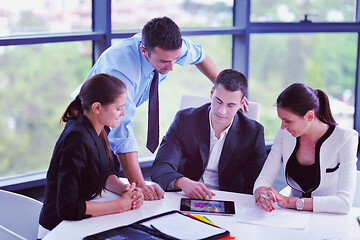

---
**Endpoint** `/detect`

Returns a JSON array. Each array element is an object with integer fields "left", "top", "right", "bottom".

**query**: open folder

[{"left": 84, "top": 210, "right": 230, "bottom": 240}]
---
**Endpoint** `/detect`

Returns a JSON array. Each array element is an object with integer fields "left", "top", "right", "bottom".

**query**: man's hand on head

[{"left": 240, "top": 96, "right": 249, "bottom": 113}]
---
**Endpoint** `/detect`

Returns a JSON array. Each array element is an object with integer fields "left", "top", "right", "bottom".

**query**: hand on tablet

[
  {"left": 180, "top": 198, "right": 236, "bottom": 215},
  {"left": 175, "top": 177, "right": 216, "bottom": 199}
]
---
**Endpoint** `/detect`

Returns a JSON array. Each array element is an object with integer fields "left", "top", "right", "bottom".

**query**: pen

[{"left": 260, "top": 193, "right": 280, "bottom": 208}]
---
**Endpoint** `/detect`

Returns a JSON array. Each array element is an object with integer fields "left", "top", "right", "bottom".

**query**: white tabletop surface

[{"left": 43, "top": 187, "right": 360, "bottom": 240}]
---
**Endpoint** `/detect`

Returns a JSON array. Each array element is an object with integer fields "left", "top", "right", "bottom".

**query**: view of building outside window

[
  {"left": 250, "top": 0, "right": 356, "bottom": 22},
  {"left": 111, "top": 0, "right": 233, "bottom": 30},
  {"left": 0, "top": 0, "right": 92, "bottom": 37}
]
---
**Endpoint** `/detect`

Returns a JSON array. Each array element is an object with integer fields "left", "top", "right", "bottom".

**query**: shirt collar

[
  {"left": 209, "top": 111, "right": 233, "bottom": 140},
  {"left": 138, "top": 37, "right": 155, "bottom": 77}
]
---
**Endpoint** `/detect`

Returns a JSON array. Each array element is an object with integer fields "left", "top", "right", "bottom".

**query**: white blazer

[{"left": 254, "top": 125, "right": 358, "bottom": 214}]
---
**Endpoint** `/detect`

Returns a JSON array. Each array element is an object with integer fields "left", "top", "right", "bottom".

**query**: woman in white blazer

[{"left": 254, "top": 83, "right": 358, "bottom": 214}]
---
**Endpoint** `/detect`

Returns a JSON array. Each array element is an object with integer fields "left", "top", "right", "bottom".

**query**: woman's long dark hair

[
  {"left": 277, "top": 83, "right": 336, "bottom": 126},
  {"left": 61, "top": 73, "right": 126, "bottom": 123},
  {"left": 61, "top": 73, "right": 126, "bottom": 197}
]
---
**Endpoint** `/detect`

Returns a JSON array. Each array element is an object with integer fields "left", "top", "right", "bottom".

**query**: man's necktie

[{"left": 146, "top": 70, "right": 159, "bottom": 153}]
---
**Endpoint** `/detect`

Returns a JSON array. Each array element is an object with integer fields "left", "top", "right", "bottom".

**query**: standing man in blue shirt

[{"left": 73, "top": 17, "right": 220, "bottom": 201}]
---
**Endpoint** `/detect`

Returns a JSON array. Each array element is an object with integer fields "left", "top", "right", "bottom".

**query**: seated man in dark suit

[{"left": 151, "top": 69, "right": 267, "bottom": 199}]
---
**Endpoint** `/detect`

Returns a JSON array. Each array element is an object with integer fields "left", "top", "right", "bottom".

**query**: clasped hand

[{"left": 121, "top": 183, "right": 144, "bottom": 209}]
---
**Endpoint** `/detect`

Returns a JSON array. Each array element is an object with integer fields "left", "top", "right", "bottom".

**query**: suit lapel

[
  {"left": 196, "top": 106, "right": 211, "bottom": 170},
  {"left": 80, "top": 114, "right": 108, "bottom": 188},
  {"left": 218, "top": 111, "right": 242, "bottom": 174}
]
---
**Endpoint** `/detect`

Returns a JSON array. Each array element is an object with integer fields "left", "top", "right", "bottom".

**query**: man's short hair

[
  {"left": 214, "top": 69, "right": 248, "bottom": 98},
  {"left": 142, "top": 16, "right": 182, "bottom": 53}
]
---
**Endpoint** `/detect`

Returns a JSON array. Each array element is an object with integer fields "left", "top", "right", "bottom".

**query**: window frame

[{"left": 0, "top": 0, "right": 359, "bottom": 192}]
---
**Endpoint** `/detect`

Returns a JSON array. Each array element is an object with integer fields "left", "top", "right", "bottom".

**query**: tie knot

[{"left": 151, "top": 70, "right": 159, "bottom": 85}]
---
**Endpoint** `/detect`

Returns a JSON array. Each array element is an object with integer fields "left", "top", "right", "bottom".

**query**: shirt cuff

[
  {"left": 110, "top": 137, "right": 138, "bottom": 153},
  {"left": 197, "top": 49, "right": 206, "bottom": 64},
  {"left": 167, "top": 178, "right": 181, "bottom": 191}
]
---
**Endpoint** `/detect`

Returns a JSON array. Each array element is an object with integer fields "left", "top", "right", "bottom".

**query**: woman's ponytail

[
  {"left": 316, "top": 89, "right": 336, "bottom": 126},
  {"left": 277, "top": 83, "right": 337, "bottom": 126},
  {"left": 61, "top": 95, "right": 83, "bottom": 124}
]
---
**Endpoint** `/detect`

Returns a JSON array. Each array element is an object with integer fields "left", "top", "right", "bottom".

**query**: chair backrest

[
  {"left": 179, "top": 94, "right": 260, "bottom": 122},
  {"left": 0, "top": 190, "right": 43, "bottom": 240},
  {"left": 353, "top": 170, "right": 360, "bottom": 207},
  {"left": 0, "top": 225, "right": 26, "bottom": 240}
]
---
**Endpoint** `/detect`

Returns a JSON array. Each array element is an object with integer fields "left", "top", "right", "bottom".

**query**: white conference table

[{"left": 44, "top": 187, "right": 360, "bottom": 240}]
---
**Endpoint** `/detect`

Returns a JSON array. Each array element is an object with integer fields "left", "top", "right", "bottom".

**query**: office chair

[
  {"left": 0, "top": 189, "right": 43, "bottom": 240},
  {"left": 0, "top": 225, "right": 26, "bottom": 240},
  {"left": 179, "top": 94, "right": 261, "bottom": 122},
  {"left": 353, "top": 170, "right": 360, "bottom": 207}
]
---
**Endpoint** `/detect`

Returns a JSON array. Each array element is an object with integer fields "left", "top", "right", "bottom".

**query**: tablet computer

[{"left": 180, "top": 198, "right": 235, "bottom": 215}]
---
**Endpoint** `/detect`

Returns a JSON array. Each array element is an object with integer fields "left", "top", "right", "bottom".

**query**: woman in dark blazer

[{"left": 38, "top": 74, "right": 143, "bottom": 238}]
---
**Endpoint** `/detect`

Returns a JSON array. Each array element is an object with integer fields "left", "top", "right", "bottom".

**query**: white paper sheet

[
  {"left": 140, "top": 212, "right": 227, "bottom": 240},
  {"left": 237, "top": 207, "right": 309, "bottom": 230}
]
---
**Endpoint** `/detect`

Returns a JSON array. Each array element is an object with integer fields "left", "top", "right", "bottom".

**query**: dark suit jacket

[
  {"left": 151, "top": 103, "right": 266, "bottom": 194},
  {"left": 39, "top": 114, "right": 117, "bottom": 231}
]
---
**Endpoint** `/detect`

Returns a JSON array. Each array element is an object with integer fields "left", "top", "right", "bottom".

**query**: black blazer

[
  {"left": 151, "top": 103, "right": 267, "bottom": 194},
  {"left": 39, "top": 114, "right": 116, "bottom": 231}
]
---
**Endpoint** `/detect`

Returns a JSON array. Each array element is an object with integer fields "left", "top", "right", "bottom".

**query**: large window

[
  {"left": 0, "top": 0, "right": 92, "bottom": 37},
  {"left": 0, "top": 42, "right": 91, "bottom": 178},
  {"left": 111, "top": 0, "right": 233, "bottom": 30},
  {"left": 0, "top": 0, "right": 93, "bottom": 179},
  {"left": 250, "top": 0, "right": 356, "bottom": 22},
  {"left": 1, "top": 0, "right": 359, "bottom": 182},
  {"left": 249, "top": 33, "right": 357, "bottom": 140},
  {"left": 0, "top": 0, "right": 234, "bottom": 179}
]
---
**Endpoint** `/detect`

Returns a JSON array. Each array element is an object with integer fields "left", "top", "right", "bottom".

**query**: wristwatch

[{"left": 296, "top": 197, "right": 304, "bottom": 211}]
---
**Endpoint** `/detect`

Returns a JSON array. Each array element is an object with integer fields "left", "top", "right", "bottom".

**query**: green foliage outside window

[
  {"left": 0, "top": 43, "right": 91, "bottom": 177},
  {"left": 249, "top": 33, "right": 356, "bottom": 140},
  {"left": 0, "top": 0, "right": 358, "bottom": 178}
]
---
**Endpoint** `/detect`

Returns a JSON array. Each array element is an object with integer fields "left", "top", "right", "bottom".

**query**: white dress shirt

[
  {"left": 167, "top": 114, "right": 233, "bottom": 190},
  {"left": 201, "top": 114, "right": 232, "bottom": 190}
]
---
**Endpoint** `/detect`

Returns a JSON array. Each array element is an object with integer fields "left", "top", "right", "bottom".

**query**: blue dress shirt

[{"left": 72, "top": 33, "right": 205, "bottom": 153}]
